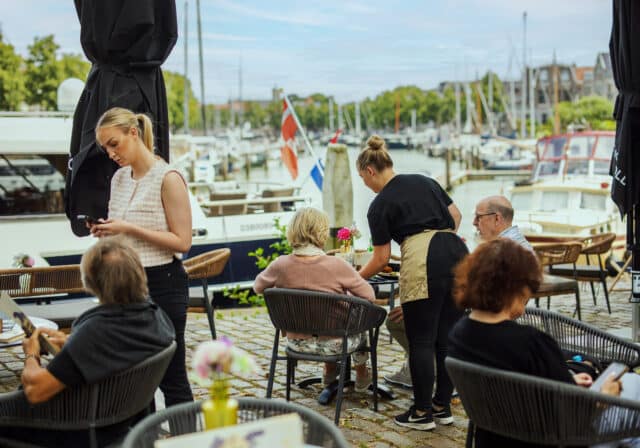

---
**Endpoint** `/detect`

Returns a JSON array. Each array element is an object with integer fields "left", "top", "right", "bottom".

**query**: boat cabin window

[
  {"left": 593, "top": 136, "right": 615, "bottom": 175},
  {"left": 541, "top": 191, "right": 568, "bottom": 210},
  {"left": 537, "top": 161, "right": 560, "bottom": 177},
  {"left": 566, "top": 160, "right": 589, "bottom": 175},
  {"left": 511, "top": 192, "right": 532, "bottom": 210},
  {"left": 0, "top": 156, "right": 65, "bottom": 216},
  {"left": 567, "top": 136, "right": 594, "bottom": 158},
  {"left": 581, "top": 193, "right": 607, "bottom": 211},
  {"left": 544, "top": 137, "right": 567, "bottom": 158}
]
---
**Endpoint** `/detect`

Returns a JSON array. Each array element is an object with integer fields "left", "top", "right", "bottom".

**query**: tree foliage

[
  {"left": 537, "top": 96, "right": 615, "bottom": 135},
  {"left": 24, "top": 35, "right": 62, "bottom": 110},
  {"left": 0, "top": 34, "right": 26, "bottom": 110}
]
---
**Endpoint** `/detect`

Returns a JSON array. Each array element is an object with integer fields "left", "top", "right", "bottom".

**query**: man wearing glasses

[{"left": 473, "top": 195, "right": 533, "bottom": 251}]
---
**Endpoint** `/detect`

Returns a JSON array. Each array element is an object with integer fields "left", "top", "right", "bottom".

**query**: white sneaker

[{"left": 384, "top": 361, "right": 412, "bottom": 388}]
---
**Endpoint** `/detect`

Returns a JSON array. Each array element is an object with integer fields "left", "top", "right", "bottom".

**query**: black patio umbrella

[
  {"left": 610, "top": 0, "right": 640, "bottom": 304},
  {"left": 64, "top": 0, "right": 178, "bottom": 236}
]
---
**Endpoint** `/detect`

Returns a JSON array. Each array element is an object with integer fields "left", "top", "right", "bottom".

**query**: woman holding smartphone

[{"left": 90, "top": 107, "right": 193, "bottom": 407}]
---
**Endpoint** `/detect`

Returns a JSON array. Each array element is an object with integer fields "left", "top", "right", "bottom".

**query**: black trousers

[
  {"left": 146, "top": 258, "right": 194, "bottom": 406},
  {"left": 402, "top": 232, "right": 468, "bottom": 411}
]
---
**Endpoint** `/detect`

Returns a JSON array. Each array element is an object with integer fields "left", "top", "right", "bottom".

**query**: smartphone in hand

[
  {"left": 590, "top": 362, "right": 628, "bottom": 391},
  {"left": 76, "top": 214, "right": 98, "bottom": 226}
]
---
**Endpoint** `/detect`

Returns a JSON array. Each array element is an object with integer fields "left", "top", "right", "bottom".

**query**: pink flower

[{"left": 337, "top": 227, "right": 351, "bottom": 241}]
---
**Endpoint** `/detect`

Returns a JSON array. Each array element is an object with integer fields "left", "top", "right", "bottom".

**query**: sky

[{"left": 0, "top": 0, "right": 612, "bottom": 104}]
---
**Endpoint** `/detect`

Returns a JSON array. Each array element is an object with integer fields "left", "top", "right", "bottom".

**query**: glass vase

[
  {"left": 341, "top": 239, "right": 354, "bottom": 266},
  {"left": 202, "top": 374, "right": 238, "bottom": 430}
]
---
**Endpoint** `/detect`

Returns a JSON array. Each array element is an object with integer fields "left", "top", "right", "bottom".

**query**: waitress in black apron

[{"left": 357, "top": 135, "right": 468, "bottom": 431}]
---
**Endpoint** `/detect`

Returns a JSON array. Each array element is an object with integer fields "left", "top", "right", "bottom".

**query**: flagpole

[{"left": 283, "top": 95, "right": 324, "bottom": 177}]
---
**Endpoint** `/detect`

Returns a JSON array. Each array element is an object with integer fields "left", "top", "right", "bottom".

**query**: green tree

[
  {"left": 163, "top": 71, "right": 199, "bottom": 132},
  {"left": 0, "top": 34, "right": 26, "bottom": 110},
  {"left": 24, "top": 35, "right": 62, "bottom": 110},
  {"left": 58, "top": 53, "right": 90, "bottom": 81}
]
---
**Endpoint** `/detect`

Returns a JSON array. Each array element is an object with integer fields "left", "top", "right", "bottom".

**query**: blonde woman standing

[
  {"left": 90, "top": 107, "right": 193, "bottom": 407},
  {"left": 357, "top": 135, "right": 468, "bottom": 431}
]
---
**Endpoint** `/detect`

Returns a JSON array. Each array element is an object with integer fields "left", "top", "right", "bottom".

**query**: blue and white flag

[{"left": 310, "top": 159, "right": 324, "bottom": 191}]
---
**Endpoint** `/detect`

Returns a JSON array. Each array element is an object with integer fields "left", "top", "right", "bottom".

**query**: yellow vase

[{"left": 202, "top": 375, "right": 238, "bottom": 430}]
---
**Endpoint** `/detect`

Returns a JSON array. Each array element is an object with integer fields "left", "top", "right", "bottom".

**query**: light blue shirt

[{"left": 499, "top": 226, "right": 534, "bottom": 252}]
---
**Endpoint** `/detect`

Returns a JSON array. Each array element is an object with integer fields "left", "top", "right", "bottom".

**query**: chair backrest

[
  {"left": 533, "top": 241, "right": 582, "bottom": 266},
  {"left": 208, "top": 191, "right": 247, "bottom": 216},
  {"left": 0, "top": 342, "right": 177, "bottom": 432},
  {"left": 0, "top": 265, "right": 85, "bottom": 298},
  {"left": 579, "top": 232, "right": 617, "bottom": 255},
  {"left": 446, "top": 356, "right": 640, "bottom": 446},
  {"left": 263, "top": 288, "right": 387, "bottom": 338},
  {"left": 183, "top": 248, "right": 231, "bottom": 280},
  {"left": 122, "top": 398, "right": 349, "bottom": 448},
  {"left": 517, "top": 307, "right": 640, "bottom": 367},
  {"left": 262, "top": 187, "right": 294, "bottom": 212}
]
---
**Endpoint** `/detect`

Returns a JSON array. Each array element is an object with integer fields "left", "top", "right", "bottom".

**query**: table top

[{"left": 0, "top": 316, "right": 58, "bottom": 349}]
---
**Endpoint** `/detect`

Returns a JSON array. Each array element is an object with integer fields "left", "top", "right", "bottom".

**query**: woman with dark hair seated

[
  {"left": 7, "top": 236, "right": 175, "bottom": 447},
  {"left": 448, "top": 238, "right": 622, "bottom": 448}
]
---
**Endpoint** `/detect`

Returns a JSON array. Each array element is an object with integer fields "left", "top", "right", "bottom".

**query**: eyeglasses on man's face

[{"left": 473, "top": 212, "right": 497, "bottom": 222}]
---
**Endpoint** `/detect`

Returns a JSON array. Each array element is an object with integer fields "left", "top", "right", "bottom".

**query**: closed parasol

[{"left": 64, "top": 0, "right": 178, "bottom": 236}]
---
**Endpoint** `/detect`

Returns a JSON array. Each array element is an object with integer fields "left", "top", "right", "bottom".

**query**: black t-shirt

[
  {"left": 448, "top": 316, "right": 575, "bottom": 448},
  {"left": 367, "top": 174, "right": 454, "bottom": 246}
]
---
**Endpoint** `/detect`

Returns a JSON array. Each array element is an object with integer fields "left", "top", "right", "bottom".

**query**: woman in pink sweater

[{"left": 254, "top": 207, "right": 376, "bottom": 391}]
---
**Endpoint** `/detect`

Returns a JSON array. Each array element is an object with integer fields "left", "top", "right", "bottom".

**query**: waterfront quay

[{"left": 0, "top": 277, "right": 635, "bottom": 447}]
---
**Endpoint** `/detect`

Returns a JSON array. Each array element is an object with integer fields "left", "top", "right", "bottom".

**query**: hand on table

[{"left": 600, "top": 374, "right": 622, "bottom": 396}]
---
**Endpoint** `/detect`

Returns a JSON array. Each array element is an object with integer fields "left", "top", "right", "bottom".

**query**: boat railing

[{"left": 200, "top": 195, "right": 307, "bottom": 208}]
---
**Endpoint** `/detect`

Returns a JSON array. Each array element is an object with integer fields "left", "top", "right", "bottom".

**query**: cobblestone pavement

[{"left": 0, "top": 278, "right": 636, "bottom": 447}]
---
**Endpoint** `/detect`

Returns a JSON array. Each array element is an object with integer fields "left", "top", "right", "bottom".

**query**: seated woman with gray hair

[
  {"left": 254, "top": 207, "right": 376, "bottom": 391},
  {"left": 9, "top": 236, "right": 175, "bottom": 447}
]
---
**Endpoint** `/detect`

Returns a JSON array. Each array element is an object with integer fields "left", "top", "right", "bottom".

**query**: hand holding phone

[
  {"left": 590, "top": 362, "right": 628, "bottom": 392},
  {"left": 76, "top": 214, "right": 98, "bottom": 227}
]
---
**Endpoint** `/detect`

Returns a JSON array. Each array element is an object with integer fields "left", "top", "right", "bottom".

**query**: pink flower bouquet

[{"left": 191, "top": 337, "right": 258, "bottom": 386}]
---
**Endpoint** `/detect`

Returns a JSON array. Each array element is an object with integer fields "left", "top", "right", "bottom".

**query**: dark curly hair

[{"left": 453, "top": 238, "right": 541, "bottom": 313}]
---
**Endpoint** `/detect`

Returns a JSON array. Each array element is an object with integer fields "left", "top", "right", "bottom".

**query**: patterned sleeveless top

[{"left": 108, "top": 159, "right": 183, "bottom": 267}]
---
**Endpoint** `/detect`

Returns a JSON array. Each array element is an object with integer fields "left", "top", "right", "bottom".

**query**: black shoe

[
  {"left": 394, "top": 406, "right": 435, "bottom": 431},
  {"left": 432, "top": 405, "right": 454, "bottom": 425}
]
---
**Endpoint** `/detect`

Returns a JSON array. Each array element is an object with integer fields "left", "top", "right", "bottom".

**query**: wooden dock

[{"left": 436, "top": 169, "right": 532, "bottom": 190}]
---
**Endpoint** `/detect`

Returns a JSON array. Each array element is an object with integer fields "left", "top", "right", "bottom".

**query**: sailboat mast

[
  {"left": 196, "top": 0, "right": 207, "bottom": 135},
  {"left": 183, "top": 1, "right": 189, "bottom": 134},
  {"left": 521, "top": 11, "right": 527, "bottom": 138}
]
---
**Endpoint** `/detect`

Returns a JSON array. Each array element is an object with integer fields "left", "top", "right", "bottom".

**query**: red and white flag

[{"left": 281, "top": 100, "right": 299, "bottom": 180}]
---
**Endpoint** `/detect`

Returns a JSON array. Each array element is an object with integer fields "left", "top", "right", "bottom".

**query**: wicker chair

[
  {"left": 183, "top": 248, "right": 231, "bottom": 339},
  {"left": 0, "top": 265, "right": 84, "bottom": 304},
  {"left": 532, "top": 241, "right": 583, "bottom": 319},
  {"left": 121, "top": 397, "right": 349, "bottom": 448},
  {"left": 549, "top": 233, "right": 617, "bottom": 314},
  {"left": 0, "top": 342, "right": 176, "bottom": 448},
  {"left": 263, "top": 288, "right": 387, "bottom": 425},
  {"left": 446, "top": 356, "right": 640, "bottom": 447},
  {"left": 517, "top": 307, "right": 640, "bottom": 368}
]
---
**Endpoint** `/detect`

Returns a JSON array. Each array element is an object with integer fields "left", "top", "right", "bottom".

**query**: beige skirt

[{"left": 399, "top": 229, "right": 455, "bottom": 305}]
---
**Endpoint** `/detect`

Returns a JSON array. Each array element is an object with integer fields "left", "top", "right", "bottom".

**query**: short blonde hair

[
  {"left": 286, "top": 207, "right": 330, "bottom": 249},
  {"left": 95, "top": 107, "right": 155, "bottom": 152},
  {"left": 81, "top": 236, "right": 148, "bottom": 305}
]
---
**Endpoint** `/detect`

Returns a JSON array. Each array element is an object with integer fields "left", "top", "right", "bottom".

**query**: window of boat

[
  {"left": 0, "top": 156, "right": 65, "bottom": 216},
  {"left": 593, "top": 136, "right": 615, "bottom": 175},
  {"left": 581, "top": 192, "right": 607, "bottom": 210},
  {"left": 541, "top": 191, "right": 568, "bottom": 210},
  {"left": 566, "top": 160, "right": 589, "bottom": 175},
  {"left": 537, "top": 161, "right": 560, "bottom": 177},
  {"left": 511, "top": 192, "right": 532, "bottom": 210},
  {"left": 544, "top": 137, "right": 566, "bottom": 158},
  {"left": 567, "top": 136, "right": 594, "bottom": 158}
]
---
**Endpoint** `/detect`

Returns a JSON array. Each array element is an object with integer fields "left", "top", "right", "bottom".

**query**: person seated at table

[
  {"left": 448, "top": 238, "right": 626, "bottom": 448},
  {"left": 254, "top": 207, "right": 376, "bottom": 391},
  {"left": 6, "top": 236, "right": 175, "bottom": 447},
  {"left": 473, "top": 195, "right": 532, "bottom": 250}
]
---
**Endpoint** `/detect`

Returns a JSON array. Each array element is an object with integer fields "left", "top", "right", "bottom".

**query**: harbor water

[{"left": 237, "top": 147, "right": 520, "bottom": 253}]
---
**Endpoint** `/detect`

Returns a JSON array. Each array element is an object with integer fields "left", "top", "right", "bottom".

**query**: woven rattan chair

[
  {"left": 183, "top": 248, "right": 231, "bottom": 339},
  {"left": 549, "top": 233, "right": 617, "bottom": 314},
  {"left": 121, "top": 397, "right": 349, "bottom": 448},
  {"left": 532, "top": 241, "right": 583, "bottom": 319},
  {"left": 517, "top": 307, "right": 640, "bottom": 368},
  {"left": 0, "top": 265, "right": 84, "bottom": 304},
  {"left": 263, "top": 288, "right": 387, "bottom": 425},
  {"left": 0, "top": 342, "right": 176, "bottom": 448},
  {"left": 446, "top": 356, "right": 640, "bottom": 447}
]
